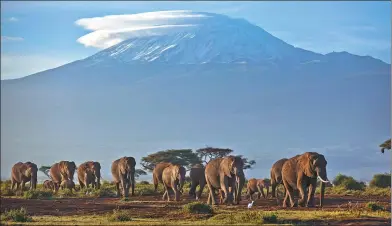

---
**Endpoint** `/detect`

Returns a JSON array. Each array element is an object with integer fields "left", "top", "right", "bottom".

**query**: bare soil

[{"left": 1, "top": 194, "right": 390, "bottom": 225}]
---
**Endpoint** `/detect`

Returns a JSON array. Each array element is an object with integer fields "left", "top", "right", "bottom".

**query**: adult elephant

[
  {"left": 49, "top": 161, "right": 77, "bottom": 192},
  {"left": 205, "top": 155, "right": 245, "bottom": 205},
  {"left": 78, "top": 161, "right": 101, "bottom": 189},
  {"left": 162, "top": 164, "right": 186, "bottom": 201},
  {"left": 189, "top": 164, "right": 206, "bottom": 200},
  {"left": 282, "top": 152, "right": 329, "bottom": 207},
  {"left": 152, "top": 162, "right": 172, "bottom": 193},
  {"left": 11, "top": 162, "right": 38, "bottom": 191},
  {"left": 270, "top": 158, "right": 289, "bottom": 198},
  {"left": 111, "top": 157, "right": 136, "bottom": 198}
]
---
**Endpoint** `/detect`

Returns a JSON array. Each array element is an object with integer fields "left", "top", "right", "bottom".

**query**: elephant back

[
  {"left": 153, "top": 162, "right": 172, "bottom": 182},
  {"left": 11, "top": 162, "right": 25, "bottom": 182}
]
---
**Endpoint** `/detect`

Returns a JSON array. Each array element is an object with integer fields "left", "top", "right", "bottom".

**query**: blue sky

[{"left": 1, "top": 1, "right": 390, "bottom": 80}]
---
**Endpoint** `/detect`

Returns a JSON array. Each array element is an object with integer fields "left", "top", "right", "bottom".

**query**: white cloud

[
  {"left": 75, "top": 10, "right": 211, "bottom": 49},
  {"left": 1, "top": 36, "right": 24, "bottom": 42},
  {"left": 1, "top": 54, "right": 72, "bottom": 80},
  {"left": 8, "top": 17, "right": 19, "bottom": 22}
]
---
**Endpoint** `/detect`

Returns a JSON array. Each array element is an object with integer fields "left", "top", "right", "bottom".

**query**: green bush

[
  {"left": 56, "top": 188, "right": 76, "bottom": 198},
  {"left": 139, "top": 181, "right": 150, "bottom": 185},
  {"left": 23, "top": 189, "right": 53, "bottom": 199},
  {"left": 262, "top": 212, "right": 278, "bottom": 223},
  {"left": 107, "top": 209, "right": 132, "bottom": 222},
  {"left": 0, "top": 208, "right": 32, "bottom": 222},
  {"left": 333, "top": 174, "right": 365, "bottom": 191},
  {"left": 370, "top": 173, "right": 391, "bottom": 188},
  {"left": 366, "top": 202, "right": 385, "bottom": 211},
  {"left": 183, "top": 202, "right": 213, "bottom": 214},
  {"left": 0, "top": 180, "right": 15, "bottom": 196}
]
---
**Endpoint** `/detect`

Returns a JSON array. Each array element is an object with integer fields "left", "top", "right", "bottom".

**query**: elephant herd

[{"left": 10, "top": 152, "right": 329, "bottom": 208}]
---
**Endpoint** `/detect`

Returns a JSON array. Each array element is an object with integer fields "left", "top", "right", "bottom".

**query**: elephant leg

[
  {"left": 21, "top": 181, "right": 26, "bottom": 191},
  {"left": 153, "top": 175, "right": 159, "bottom": 193},
  {"left": 11, "top": 180, "right": 16, "bottom": 191},
  {"left": 220, "top": 178, "right": 231, "bottom": 205},
  {"left": 121, "top": 175, "right": 128, "bottom": 198},
  {"left": 297, "top": 181, "right": 307, "bottom": 207},
  {"left": 283, "top": 182, "right": 296, "bottom": 207},
  {"left": 266, "top": 186, "right": 270, "bottom": 198},
  {"left": 307, "top": 181, "right": 316, "bottom": 207},
  {"left": 246, "top": 190, "right": 252, "bottom": 201},
  {"left": 197, "top": 182, "right": 205, "bottom": 200},
  {"left": 206, "top": 180, "right": 217, "bottom": 205},
  {"left": 282, "top": 189, "right": 289, "bottom": 208},
  {"left": 189, "top": 181, "right": 197, "bottom": 198},
  {"left": 79, "top": 179, "right": 85, "bottom": 190},
  {"left": 258, "top": 185, "right": 266, "bottom": 199},
  {"left": 115, "top": 182, "right": 121, "bottom": 197},
  {"left": 172, "top": 182, "right": 180, "bottom": 201},
  {"left": 16, "top": 183, "right": 20, "bottom": 192}
]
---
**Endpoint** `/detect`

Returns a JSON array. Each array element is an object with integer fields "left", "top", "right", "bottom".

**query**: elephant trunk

[
  {"left": 31, "top": 173, "right": 37, "bottom": 190},
  {"left": 235, "top": 172, "right": 245, "bottom": 204},
  {"left": 95, "top": 171, "right": 101, "bottom": 189},
  {"left": 320, "top": 181, "right": 325, "bottom": 207},
  {"left": 179, "top": 175, "right": 185, "bottom": 194}
]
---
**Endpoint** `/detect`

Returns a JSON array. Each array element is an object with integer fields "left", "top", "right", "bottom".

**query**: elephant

[
  {"left": 43, "top": 180, "right": 54, "bottom": 190},
  {"left": 49, "top": 161, "right": 77, "bottom": 192},
  {"left": 246, "top": 178, "right": 269, "bottom": 200},
  {"left": 60, "top": 179, "right": 77, "bottom": 192},
  {"left": 205, "top": 155, "right": 245, "bottom": 205},
  {"left": 111, "top": 157, "right": 136, "bottom": 198},
  {"left": 189, "top": 164, "right": 206, "bottom": 200},
  {"left": 270, "top": 158, "right": 289, "bottom": 198},
  {"left": 257, "top": 179, "right": 270, "bottom": 198},
  {"left": 281, "top": 152, "right": 329, "bottom": 208},
  {"left": 161, "top": 164, "right": 186, "bottom": 201},
  {"left": 11, "top": 162, "right": 38, "bottom": 191},
  {"left": 152, "top": 162, "right": 172, "bottom": 193},
  {"left": 78, "top": 161, "right": 101, "bottom": 189}
]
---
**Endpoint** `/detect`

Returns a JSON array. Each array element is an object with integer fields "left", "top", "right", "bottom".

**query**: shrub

[
  {"left": 366, "top": 202, "right": 385, "bottom": 211},
  {"left": 136, "top": 187, "right": 155, "bottom": 196},
  {"left": 333, "top": 174, "right": 365, "bottom": 190},
  {"left": 183, "top": 202, "right": 213, "bottom": 214},
  {"left": 23, "top": 190, "right": 53, "bottom": 199},
  {"left": 370, "top": 173, "right": 391, "bottom": 188},
  {"left": 107, "top": 209, "right": 132, "bottom": 222},
  {"left": 139, "top": 181, "right": 150, "bottom": 185},
  {"left": 0, "top": 180, "right": 15, "bottom": 196},
  {"left": 0, "top": 208, "right": 32, "bottom": 222},
  {"left": 262, "top": 212, "right": 278, "bottom": 223}
]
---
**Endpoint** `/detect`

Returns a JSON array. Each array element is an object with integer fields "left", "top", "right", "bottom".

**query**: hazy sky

[{"left": 1, "top": 1, "right": 390, "bottom": 80}]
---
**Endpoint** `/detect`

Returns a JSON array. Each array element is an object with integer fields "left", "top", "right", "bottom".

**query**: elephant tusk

[{"left": 318, "top": 176, "right": 329, "bottom": 183}]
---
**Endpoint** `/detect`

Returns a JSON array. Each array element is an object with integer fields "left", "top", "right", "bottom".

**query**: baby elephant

[
  {"left": 60, "top": 180, "right": 77, "bottom": 192},
  {"left": 246, "top": 178, "right": 270, "bottom": 201},
  {"left": 43, "top": 180, "right": 54, "bottom": 190},
  {"left": 162, "top": 164, "right": 186, "bottom": 201}
]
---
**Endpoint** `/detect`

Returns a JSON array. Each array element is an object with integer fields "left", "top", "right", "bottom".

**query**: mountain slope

[{"left": 1, "top": 11, "right": 390, "bottom": 181}]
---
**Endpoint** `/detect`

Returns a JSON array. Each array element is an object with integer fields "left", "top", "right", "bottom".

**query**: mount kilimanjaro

[{"left": 1, "top": 11, "right": 390, "bottom": 181}]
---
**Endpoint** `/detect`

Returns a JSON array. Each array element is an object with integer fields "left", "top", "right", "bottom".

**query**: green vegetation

[
  {"left": 370, "top": 173, "right": 391, "bottom": 188},
  {"left": 107, "top": 209, "right": 132, "bottom": 222},
  {"left": 366, "top": 202, "right": 385, "bottom": 211},
  {"left": 183, "top": 202, "right": 213, "bottom": 214},
  {"left": 23, "top": 189, "right": 53, "bottom": 199},
  {"left": 379, "top": 138, "right": 391, "bottom": 153},
  {"left": 1, "top": 207, "right": 33, "bottom": 222},
  {"left": 332, "top": 174, "right": 365, "bottom": 190}
]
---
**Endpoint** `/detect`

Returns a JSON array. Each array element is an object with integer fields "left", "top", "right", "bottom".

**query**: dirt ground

[{"left": 1, "top": 194, "right": 390, "bottom": 225}]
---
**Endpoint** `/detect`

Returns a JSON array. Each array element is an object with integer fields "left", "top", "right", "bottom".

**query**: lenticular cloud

[{"left": 75, "top": 10, "right": 211, "bottom": 49}]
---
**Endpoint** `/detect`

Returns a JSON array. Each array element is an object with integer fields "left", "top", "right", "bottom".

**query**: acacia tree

[
  {"left": 135, "top": 169, "right": 147, "bottom": 179},
  {"left": 380, "top": 139, "right": 391, "bottom": 153},
  {"left": 39, "top": 165, "right": 51, "bottom": 178},
  {"left": 140, "top": 149, "right": 202, "bottom": 171},
  {"left": 195, "top": 147, "right": 256, "bottom": 170}
]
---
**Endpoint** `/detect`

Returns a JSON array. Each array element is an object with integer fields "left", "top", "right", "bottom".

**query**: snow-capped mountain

[
  {"left": 84, "top": 12, "right": 321, "bottom": 65},
  {"left": 1, "top": 11, "right": 390, "bottom": 182}
]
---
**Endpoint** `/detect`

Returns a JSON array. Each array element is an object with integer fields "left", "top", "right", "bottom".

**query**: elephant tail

[{"left": 153, "top": 174, "right": 158, "bottom": 192}]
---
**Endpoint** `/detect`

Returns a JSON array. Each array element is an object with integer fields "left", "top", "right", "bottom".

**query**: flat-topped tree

[
  {"left": 196, "top": 146, "right": 256, "bottom": 170},
  {"left": 141, "top": 149, "right": 202, "bottom": 171},
  {"left": 379, "top": 139, "right": 391, "bottom": 153}
]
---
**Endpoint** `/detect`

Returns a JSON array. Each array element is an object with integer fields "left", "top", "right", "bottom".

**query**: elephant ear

[
  {"left": 298, "top": 152, "right": 316, "bottom": 178},
  {"left": 222, "top": 157, "right": 234, "bottom": 178}
]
